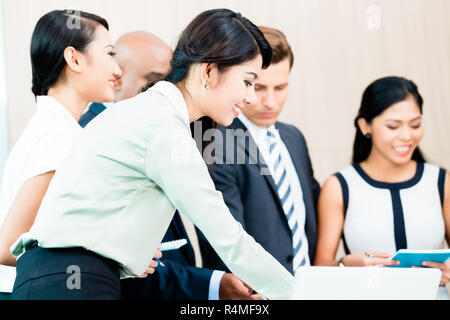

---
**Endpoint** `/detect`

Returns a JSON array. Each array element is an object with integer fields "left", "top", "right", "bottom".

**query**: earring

[
  {"left": 365, "top": 133, "right": 371, "bottom": 139},
  {"left": 204, "top": 80, "right": 209, "bottom": 90}
]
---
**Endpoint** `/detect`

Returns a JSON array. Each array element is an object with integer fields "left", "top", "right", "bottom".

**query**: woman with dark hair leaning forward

[
  {"left": 314, "top": 76, "right": 450, "bottom": 299},
  {"left": 11, "top": 9, "right": 294, "bottom": 300},
  {"left": 0, "top": 10, "right": 123, "bottom": 299}
]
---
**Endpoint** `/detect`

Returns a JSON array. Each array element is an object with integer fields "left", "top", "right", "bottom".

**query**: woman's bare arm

[{"left": 0, "top": 171, "right": 54, "bottom": 266}]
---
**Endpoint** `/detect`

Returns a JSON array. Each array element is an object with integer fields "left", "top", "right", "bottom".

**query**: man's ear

[
  {"left": 200, "top": 62, "right": 219, "bottom": 88},
  {"left": 357, "top": 117, "right": 371, "bottom": 136},
  {"left": 63, "top": 46, "right": 83, "bottom": 73}
]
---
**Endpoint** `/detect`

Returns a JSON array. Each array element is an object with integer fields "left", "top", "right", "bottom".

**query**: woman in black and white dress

[{"left": 314, "top": 76, "right": 450, "bottom": 299}]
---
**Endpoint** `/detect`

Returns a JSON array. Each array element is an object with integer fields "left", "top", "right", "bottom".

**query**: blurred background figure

[{"left": 79, "top": 31, "right": 172, "bottom": 126}]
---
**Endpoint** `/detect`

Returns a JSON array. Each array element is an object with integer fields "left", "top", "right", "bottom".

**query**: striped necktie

[{"left": 266, "top": 128, "right": 307, "bottom": 271}]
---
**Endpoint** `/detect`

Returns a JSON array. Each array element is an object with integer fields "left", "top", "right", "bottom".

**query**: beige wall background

[{"left": 2, "top": 0, "right": 450, "bottom": 184}]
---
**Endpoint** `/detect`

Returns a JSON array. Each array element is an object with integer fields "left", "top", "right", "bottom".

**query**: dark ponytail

[
  {"left": 166, "top": 47, "right": 192, "bottom": 84},
  {"left": 31, "top": 10, "right": 108, "bottom": 97},
  {"left": 352, "top": 76, "right": 426, "bottom": 163}
]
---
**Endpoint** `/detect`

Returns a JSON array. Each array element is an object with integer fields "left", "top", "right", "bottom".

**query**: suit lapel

[
  {"left": 231, "top": 119, "right": 317, "bottom": 259},
  {"left": 231, "top": 119, "right": 285, "bottom": 214},
  {"left": 276, "top": 123, "right": 316, "bottom": 238},
  {"left": 278, "top": 123, "right": 314, "bottom": 208},
  {"left": 278, "top": 124, "right": 306, "bottom": 191},
  {"left": 279, "top": 124, "right": 317, "bottom": 255}
]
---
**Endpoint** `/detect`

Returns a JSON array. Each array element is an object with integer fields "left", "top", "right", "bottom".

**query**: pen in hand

[
  {"left": 154, "top": 258, "right": 165, "bottom": 267},
  {"left": 153, "top": 239, "right": 188, "bottom": 267},
  {"left": 153, "top": 239, "right": 188, "bottom": 268}
]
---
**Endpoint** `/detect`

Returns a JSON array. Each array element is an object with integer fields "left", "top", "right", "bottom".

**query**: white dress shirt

[
  {"left": 0, "top": 96, "right": 82, "bottom": 292},
  {"left": 237, "top": 112, "right": 310, "bottom": 266},
  {"left": 12, "top": 81, "right": 294, "bottom": 300}
]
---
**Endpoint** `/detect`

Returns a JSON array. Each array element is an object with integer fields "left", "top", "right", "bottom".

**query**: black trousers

[{"left": 12, "top": 246, "right": 121, "bottom": 300}]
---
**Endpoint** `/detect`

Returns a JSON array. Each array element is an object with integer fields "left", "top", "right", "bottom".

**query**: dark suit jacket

[
  {"left": 79, "top": 102, "right": 214, "bottom": 300},
  {"left": 79, "top": 102, "right": 107, "bottom": 128},
  {"left": 198, "top": 118, "right": 320, "bottom": 274}
]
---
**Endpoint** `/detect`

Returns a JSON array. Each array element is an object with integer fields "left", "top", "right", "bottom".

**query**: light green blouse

[{"left": 12, "top": 81, "right": 294, "bottom": 300}]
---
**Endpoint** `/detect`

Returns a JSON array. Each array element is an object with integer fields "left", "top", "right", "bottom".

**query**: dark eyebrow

[
  {"left": 247, "top": 72, "right": 258, "bottom": 80},
  {"left": 385, "top": 116, "right": 422, "bottom": 123}
]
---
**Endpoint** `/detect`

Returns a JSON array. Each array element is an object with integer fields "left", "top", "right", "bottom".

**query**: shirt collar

[
  {"left": 36, "top": 95, "right": 81, "bottom": 128},
  {"left": 149, "top": 81, "right": 190, "bottom": 126},
  {"left": 238, "top": 111, "right": 277, "bottom": 146}
]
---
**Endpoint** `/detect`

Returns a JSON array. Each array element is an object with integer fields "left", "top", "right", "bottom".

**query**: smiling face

[
  {"left": 360, "top": 95, "right": 424, "bottom": 166},
  {"left": 202, "top": 55, "right": 263, "bottom": 126},
  {"left": 77, "top": 25, "right": 122, "bottom": 103},
  {"left": 241, "top": 58, "right": 290, "bottom": 127}
]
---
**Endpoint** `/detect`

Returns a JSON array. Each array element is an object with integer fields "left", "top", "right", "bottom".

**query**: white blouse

[{"left": 0, "top": 96, "right": 82, "bottom": 292}]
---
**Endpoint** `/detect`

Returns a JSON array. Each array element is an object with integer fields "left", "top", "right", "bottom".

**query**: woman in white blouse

[
  {"left": 11, "top": 9, "right": 294, "bottom": 300},
  {"left": 0, "top": 10, "right": 121, "bottom": 297}
]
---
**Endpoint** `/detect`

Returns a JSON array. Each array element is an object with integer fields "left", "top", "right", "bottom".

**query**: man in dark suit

[
  {"left": 80, "top": 31, "right": 259, "bottom": 300},
  {"left": 198, "top": 26, "right": 320, "bottom": 275}
]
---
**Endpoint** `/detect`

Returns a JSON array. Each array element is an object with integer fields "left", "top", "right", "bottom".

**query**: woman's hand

[
  {"left": 138, "top": 249, "right": 163, "bottom": 278},
  {"left": 421, "top": 260, "right": 450, "bottom": 286},
  {"left": 341, "top": 251, "right": 399, "bottom": 267}
]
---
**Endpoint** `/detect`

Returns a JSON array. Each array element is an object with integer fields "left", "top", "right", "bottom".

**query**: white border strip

[{"left": 0, "top": 0, "right": 9, "bottom": 181}]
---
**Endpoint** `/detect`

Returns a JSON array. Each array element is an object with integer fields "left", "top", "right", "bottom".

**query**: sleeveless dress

[{"left": 335, "top": 162, "right": 448, "bottom": 299}]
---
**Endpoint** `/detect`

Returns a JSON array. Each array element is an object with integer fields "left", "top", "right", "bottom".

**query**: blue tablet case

[{"left": 390, "top": 249, "right": 450, "bottom": 268}]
